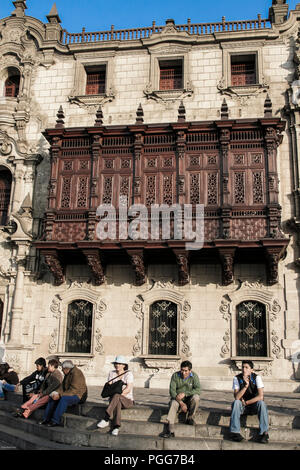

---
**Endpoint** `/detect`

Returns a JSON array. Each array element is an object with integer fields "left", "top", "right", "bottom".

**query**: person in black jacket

[
  {"left": 0, "top": 363, "right": 19, "bottom": 400},
  {"left": 17, "top": 357, "right": 48, "bottom": 403}
]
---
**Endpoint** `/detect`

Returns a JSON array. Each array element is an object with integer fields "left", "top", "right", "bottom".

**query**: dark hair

[
  {"left": 0, "top": 362, "right": 9, "bottom": 376},
  {"left": 35, "top": 357, "right": 46, "bottom": 367},
  {"left": 242, "top": 360, "right": 254, "bottom": 369},
  {"left": 181, "top": 360, "right": 192, "bottom": 370},
  {"left": 48, "top": 359, "right": 59, "bottom": 369}
]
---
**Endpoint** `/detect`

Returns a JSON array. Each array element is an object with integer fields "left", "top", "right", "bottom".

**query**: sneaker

[
  {"left": 111, "top": 428, "right": 119, "bottom": 436},
  {"left": 97, "top": 419, "right": 109, "bottom": 429},
  {"left": 229, "top": 432, "right": 244, "bottom": 442},
  {"left": 257, "top": 432, "right": 269, "bottom": 444},
  {"left": 12, "top": 409, "right": 23, "bottom": 418},
  {"left": 159, "top": 430, "right": 175, "bottom": 438}
]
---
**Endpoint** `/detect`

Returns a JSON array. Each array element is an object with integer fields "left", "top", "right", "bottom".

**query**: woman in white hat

[{"left": 97, "top": 355, "right": 134, "bottom": 436}]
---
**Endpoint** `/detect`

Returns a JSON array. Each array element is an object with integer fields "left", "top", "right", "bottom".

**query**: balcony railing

[{"left": 61, "top": 16, "right": 271, "bottom": 45}]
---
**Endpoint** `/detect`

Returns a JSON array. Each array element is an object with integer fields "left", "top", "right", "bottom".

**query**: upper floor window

[
  {"left": 0, "top": 168, "right": 12, "bottom": 226},
  {"left": 85, "top": 65, "right": 106, "bottom": 95},
  {"left": 4, "top": 68, "right": 20, "bottom": 98},
  {"left": 159, "top": 59, "right": 183, "bottom": 90},
  {"left": 231, "top": 55, "right": 257, "bottom": 86}
]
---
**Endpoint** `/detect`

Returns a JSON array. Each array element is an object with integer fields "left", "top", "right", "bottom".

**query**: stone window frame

[
  {"left": 132, "top": 282, "right": 192, "bottom": 368},
  {"left": 68, "top": 54, "right": 116, "bottom": 108},
  {"left": 220, "top": 282, "right": 283, "bottom": 374},
  {"left": 144, "top": 44, "right": 194, "bottom": 102},
  {"left": 50, "top": 287, "right": 107, "bottom": 358},
  {"left": 0, "top": 65, "right": 23, "bottom": 99},
  {"left": 218, "top": 44, "right": 268, "bottom": 99}
]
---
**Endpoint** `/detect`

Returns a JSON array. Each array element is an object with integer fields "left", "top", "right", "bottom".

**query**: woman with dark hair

[
  {"left": 97, "top": 355, "right": 134, "bottom": 436},
  {"left": 14, "top": 358, "right": 63, "bottom": 419},
  {"left": 0, "top": 363, "right": 19, "bottom": 400},
  {"left": 17, "top": 357, "right": 48, "bottom": 403}
]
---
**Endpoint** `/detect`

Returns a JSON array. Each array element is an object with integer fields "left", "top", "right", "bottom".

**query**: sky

[{"left": 0, "top": 0, "right": 299, "bottom": 32}]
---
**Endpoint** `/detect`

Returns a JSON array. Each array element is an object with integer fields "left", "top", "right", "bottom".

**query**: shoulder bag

[{"left": 101, "top": 371, "right": 129, "bottom": 398}]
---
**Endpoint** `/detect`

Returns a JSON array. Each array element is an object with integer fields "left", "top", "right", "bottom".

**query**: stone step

[
  {"left": 2, "top": 395, "right": 300, "bottom": 431},
  {"left": 0, "top": 409, "right": 298, "bottom": 451}
]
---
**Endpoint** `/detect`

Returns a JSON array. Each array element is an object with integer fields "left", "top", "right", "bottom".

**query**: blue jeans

[
  {"left": 0, "top": 381, "right": 16, "bottom": 398},
  {"left": 229, "top": 399, "right": 269, "bottom": 435},
  {"left": 43, "top": 395, "right": 80, "bottom": 424}
]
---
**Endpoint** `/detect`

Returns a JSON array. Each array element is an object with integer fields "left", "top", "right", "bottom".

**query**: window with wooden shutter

[
  {"left": 148, "top": 300, "right": 177, "bottom": 355},
  {"left": 0, "top": 169, "right": 12, "bottom": 226},
  {"left": 85, "top": 67, "right": 106, "bottom": 95},
  {"left": 231, "top": 55, "right": 256, "bottom": 86},
  {"left": 237, "top": 301, "right": 267, "bottom": 357},
  {"left": 4, "top": 75, "right": 20, "bottom": 97},
  {"left": 159, "top": 60, "right": 183, "bottom": 90}
]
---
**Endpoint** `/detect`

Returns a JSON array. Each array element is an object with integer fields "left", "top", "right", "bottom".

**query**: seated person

[
  {"left": 229, "top": 359, "right": 269, "bottom": 444},
  {"left": 0, "top": 363, "right": 19, "bottom": 400},
  {"left": 97, "top": 355, "right": 134, "bottom": 436},
  {"left": 14, "top": 358, "right": 63, "bottom": 418},
  {"left": 160, "top": 360, "right": 201, "bottom": 438},
  {"left": 38, "top": 360, "right": 87, "bottom": 427},
  {"left": 18, "top": 357, "right": 48, "bottom": 403}
]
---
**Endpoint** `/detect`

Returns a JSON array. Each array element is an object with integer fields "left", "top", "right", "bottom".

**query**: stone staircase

[{"left": 0, "top": 392, "right": 300, "bottom": 450}]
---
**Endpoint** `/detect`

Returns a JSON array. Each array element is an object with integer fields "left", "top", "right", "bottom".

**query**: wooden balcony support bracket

[
  {"left": 126, "top": 249, "right": 146, "bottom": 286},
  {"left": 81, "top": 249, "right": 105, "bottom": 285},
  {"left": 41, "top": 249, "right": 64, "bottom": 286},
  {"left": 216, "top": 245, "right": 236, "bottom": 286},
  {"left": 263, "top": 242, "right": 288, "bottom": 286},
  {"left": 173, "top": 249, "right": 190, "bottom": 286}
]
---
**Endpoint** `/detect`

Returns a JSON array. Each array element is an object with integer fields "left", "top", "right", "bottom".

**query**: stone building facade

[{"left": 0, "top": 0, "right": 300, "bottom": 391}]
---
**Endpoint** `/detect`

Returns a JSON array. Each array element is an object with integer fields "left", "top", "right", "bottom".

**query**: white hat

[{"left": 112, "top": 355, "right": 128, "bottom": 365}]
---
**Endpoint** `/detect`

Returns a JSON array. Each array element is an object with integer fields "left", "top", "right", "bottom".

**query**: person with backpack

[{"left": 229, "top": 359, "right": 269, "bottom": 444}]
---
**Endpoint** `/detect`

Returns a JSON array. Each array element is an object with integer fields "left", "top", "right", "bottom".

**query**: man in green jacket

[{"left": 160, "top": 360, "right": 201, "bottom": 438}]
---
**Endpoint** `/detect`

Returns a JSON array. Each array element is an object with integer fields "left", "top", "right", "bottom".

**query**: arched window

[
  {"left": 0, "top": 168, "right": 12, "bottom": 226},
  {"left": 65, "top": 300, "right": 93, "bottom": 353},
  {"left": 4, "top": 68, "right": 20, "bottom": 98},
  {"left": 149, "top": 300, "right": 177, "bottom": 355},
  {"left": 236, "top": 301, "right": 267, "bottom": 357}
]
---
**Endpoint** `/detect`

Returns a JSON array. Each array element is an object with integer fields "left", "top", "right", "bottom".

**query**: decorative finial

[
  {"left": 55, "top": 106, "right": 65, "bottom": 128},
  {"left": 11, "top": 1, "right": 27, "bottom": 17},
  {"left": 135, "top": 103, "right": 144, "bottom": 124},
  {"left": 94, "top": 105, "right": 104, "bottom": 126},
  {"left": 264, "top": 94, "right": 272, "bottom": 117},
  {"left": 178, "top": 101, "right": 186, "bottom": 122},
  {"left": 221, "top": 98, "right": 229, "bottom": 119},
  {"left": 46, "top": 3, "right": 61, "bottom": 24}
]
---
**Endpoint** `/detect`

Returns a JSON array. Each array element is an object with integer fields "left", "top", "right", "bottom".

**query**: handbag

[{"left": 101, "top": 371, "right": 129, "bottom": 398}]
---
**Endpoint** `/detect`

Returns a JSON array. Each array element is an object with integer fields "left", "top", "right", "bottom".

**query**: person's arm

[
  {"left": 121, "top": 372, "right": 133, "bottom": 397},
  {"left": 19, "top": 371, "right": 36, "bottom": 386},
  {"left": 169, "top": 374, "right": 178, "bottom": 400},
  {"left": 41, "top": 375, "right": 61, "bottom": 396},
  {"left": 234, "top": 375, "right": 250, "bottom": 401},
  {"left": 243, "top": 387, "right": 264, "bottom": 406}
]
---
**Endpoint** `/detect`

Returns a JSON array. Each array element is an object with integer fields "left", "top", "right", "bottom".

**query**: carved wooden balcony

[{"left": 35, "top": 114, "right": 289, "bottom": 287}]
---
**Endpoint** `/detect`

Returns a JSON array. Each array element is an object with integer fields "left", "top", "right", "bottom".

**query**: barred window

[
  {"left": 159, "top": 60, "right": 183, "bottom": 90},
  {"left": 65, "top": 300, "right": 93, "bottom": 353},
  {"left": 237, "top": 301, "right": 267, "bottom": 357},
  {"left": 0, "top": 169, "right": 12, "bottom": 226},
  {"left": 149, "top": 300, "right": 177, "bottom": 355}
]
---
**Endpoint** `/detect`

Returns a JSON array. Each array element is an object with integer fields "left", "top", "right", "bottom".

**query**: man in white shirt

[{"left": 229, "top": 359, "right": 269, "bottom": 444}]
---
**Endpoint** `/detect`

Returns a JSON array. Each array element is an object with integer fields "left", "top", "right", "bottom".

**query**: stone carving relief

[
  {"left": 217, "top": 76, "right": 269, "bottom": 106},
  {"left": 143, "top": 80, "right": 194, "bottom": 104}
]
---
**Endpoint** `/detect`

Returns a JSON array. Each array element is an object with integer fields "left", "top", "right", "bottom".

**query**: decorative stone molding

[
  {"left": 132, "top": 328, "right": 142, "bottom": 356},
  {"left": 142, "top": 355, "right": 181, "bottom": 371},
  {"left": 49, "top": 287, "right": 107, "bottom": 355},
  {"left": 49, "top": 328, "right": 58, "bottom": 353},
  {"left": 143, "top": 82, "right": 194, "bottom": 104},
  {"left": 219, "top": 281, "right": 283, "bottom": 363},
  {"left": 231, "top": 357, "right": 274, "bottom": 376},
  {"left": 181, "top": 328, "right": 191, "bottom": 357}
]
